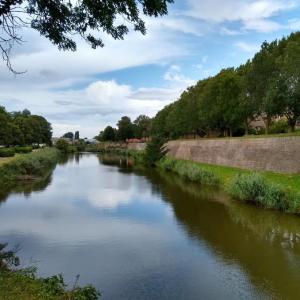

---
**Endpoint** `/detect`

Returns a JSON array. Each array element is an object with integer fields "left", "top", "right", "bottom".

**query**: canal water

[{"left": 1, "top": 154, "right": 300, "bottom": 299}]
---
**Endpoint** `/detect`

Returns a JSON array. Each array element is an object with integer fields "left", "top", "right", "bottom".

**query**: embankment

[
  {"left": 167, "top": 137, "right": 300, "bottom": 174},
  {"left": 0, "top": 148, "right": 59, "bottom": 188}
]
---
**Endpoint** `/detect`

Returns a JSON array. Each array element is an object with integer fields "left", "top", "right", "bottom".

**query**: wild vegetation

[
  {"left": 0, "top": 148, "right": 59, "bottom": 188},
  {"left": 229, "top": 173, "right": 300, "bottom": 213},
  {"left": 151, "top": 32, "right": 300, "bottom": 139},
  {"left": 158, "top": 157, "right": 220, "bottom": 186},
  {"left": 0, "top": 243, "right": 100, "bottom": 300}
]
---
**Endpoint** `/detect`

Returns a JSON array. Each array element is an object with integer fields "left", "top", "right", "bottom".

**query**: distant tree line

[
  {"left": 97, "top": 115, "right": 152, "bottom": 142},
  {"left": 151, "top": 32, "right": 300, "bottom": 139},
  {"left": 0, "top": 107, "right": 52, "bottom": 146}
]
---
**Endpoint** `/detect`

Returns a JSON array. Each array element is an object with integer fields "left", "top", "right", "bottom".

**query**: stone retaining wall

[{"left": 167, "top": 137, "right": 300, "bottom": 174}]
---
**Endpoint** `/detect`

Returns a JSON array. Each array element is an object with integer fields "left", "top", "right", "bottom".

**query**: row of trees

[
  {"left": 0, "top": 107, "right": 52, "bottom": 146},
  {"left": 62, "top": 131, "right": 80, "bottom": 140},
  {"left": 98, "top": 115, "right": 152, "bottom": 142},
  {"left": 152, "top": 32, "right": 300, "bottom": 138}
]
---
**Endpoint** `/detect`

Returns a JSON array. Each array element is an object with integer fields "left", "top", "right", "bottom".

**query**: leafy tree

[
  {"left": 144, "top": 136, "right": 168, "bottom": 167},
  {"left": 101, "top": 126, "right": 116, "bottom": 141},
  {"left": 0, "top": 106, "right": 13, "bottom": 146},
  {"left": 62, "top": 132, "right": 74, "bottom": 139},
  {"left": 249, "top": 41, "right": 284, "bottom": 133},
  {"left": 75, "top": 131, "right": 80, "bottom": 140},
  {"left": 133, "top": 115, "right": 152, "bottom": 138},
  {"left": 55, "top": 139, "right": 69, "bottom": 153},
  {"left": 0, "top": 0, "right": 173, "bottom": 73},
  {"left": 277, "top": 33, "right": 300, "bottom": 131},
  {"left": 116, "top": 116, "right": 133, "bottom": 141}
]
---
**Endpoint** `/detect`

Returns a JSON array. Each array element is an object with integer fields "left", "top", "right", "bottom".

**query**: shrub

[
  {"left": 14, "top": 146, "right": 33, "bottom": 154},
  {"left": 0, "top": 148, "right": 15, "bottom": 157},
  {"left": 0, "top": 148, "right": 59, "bottom": 187},
  {"left": 55, "top": 139, "right": 69, "bottom": 153},
  {"left": 269, "top": 120, "right": 289, "bottom": 134},
  {"left": 144, "top": 136, "right": 168, "bottom": 167},
  {"left": 229, "top": 173, "right": 300, "bottom": 213},
  {"left": 158, "top": 157, "right": 220, "bottom": 186}
]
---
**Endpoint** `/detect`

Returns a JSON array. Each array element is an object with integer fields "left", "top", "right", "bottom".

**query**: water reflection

[{"left": 0, "top": 154, "right": 300, "bottom": 299}]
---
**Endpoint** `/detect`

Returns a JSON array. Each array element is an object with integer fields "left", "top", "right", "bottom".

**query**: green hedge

[
  {"left": 14, "top": 146, "right": 33, "bottom": 154},
  {"left": 0, "top": 148, "right": 15, "bottom": 157}
]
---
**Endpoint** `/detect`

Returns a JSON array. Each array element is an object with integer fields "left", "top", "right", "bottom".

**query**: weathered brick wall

[
  {"left": 127, "top": 143, "right": 147, "bottom": 151},
  {"left": 167, "top": 137, "right": 300, "bottom": 174}
]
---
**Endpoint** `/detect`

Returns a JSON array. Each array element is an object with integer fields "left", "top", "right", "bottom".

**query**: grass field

[
  {"left": 192, "top": 162, "right": 300, "bottom": 193},
  {"left": 177, "top": 130, "right": 300, "bottom": 141}
]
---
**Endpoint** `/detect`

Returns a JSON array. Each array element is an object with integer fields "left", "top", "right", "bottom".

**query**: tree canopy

[
  {"left": 151, "top": 32, "right": 300, "bottom": 139},
  {"left": 0, "top": 0, "right": 173, "bottom": 73},
  {"left": 0, "top": 106, "right": 52, "bottom": 146}
]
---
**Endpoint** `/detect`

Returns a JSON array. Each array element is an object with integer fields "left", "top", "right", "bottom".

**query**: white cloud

[
  {"left": 243, "top": 19, "right": 282, "bottom": 32},
  {"left": 186, "top": 0, "right": 296, "bottom": 22},
  {"left": 163, "top": 65, "right": 196, "bottom": 87},
  {"left": 235, "top": 41, "right": 261, "bottom": 53},
  {"left": 288, "top": 18, "right": 300, "bottom": 30}
]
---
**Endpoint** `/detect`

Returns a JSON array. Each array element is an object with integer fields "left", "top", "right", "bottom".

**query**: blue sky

[{"left": 1, "top": 0, "right": 300, "bottom": 137}]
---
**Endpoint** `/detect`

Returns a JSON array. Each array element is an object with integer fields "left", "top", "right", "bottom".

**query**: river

[{"left": 1, "top": 153, "right": 300, "bottom": 299}]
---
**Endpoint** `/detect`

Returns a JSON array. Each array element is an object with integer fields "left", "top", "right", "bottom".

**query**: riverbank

[
  {"left": 0, "top": 148, "right": 60, "bottom": 188},
  {"left": 157, "top": 156, "right": 300, "bottom": 214},
  {"left": 0, "top": 244, "right": 100, "bottom": 300},
  {"left": 123, "top": 149, "right": 300, "bottom": 214}
]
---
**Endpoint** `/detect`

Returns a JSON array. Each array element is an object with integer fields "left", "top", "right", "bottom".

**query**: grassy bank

[
  {"left": 157, "top": 156, "right": 300, "bottom": 214},
  {"left": 0, "top": 148, "right": 60, "bottom": 188},
  {"left": 0, "top": 244, "right": 100, "bottom": 300}
]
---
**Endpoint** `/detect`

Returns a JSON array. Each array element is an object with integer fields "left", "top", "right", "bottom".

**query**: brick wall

[{"left": 167, "top": 137, "right": 300, "bottom": 174}]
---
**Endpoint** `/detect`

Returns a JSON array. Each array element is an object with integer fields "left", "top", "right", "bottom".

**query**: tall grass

[
  {"left": 0, "top": 148, "right": 59, "bottom": 187},
  {"left": 158, "top": 157, "right": 220, "bottom": 186},
  {"left": 228, "top": 173, "right": 300, "bottom": 213}
]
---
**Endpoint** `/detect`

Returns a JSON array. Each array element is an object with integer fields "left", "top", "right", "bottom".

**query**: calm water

[{"left": 1, "top": 154, "right": 300, "bottom": 299}]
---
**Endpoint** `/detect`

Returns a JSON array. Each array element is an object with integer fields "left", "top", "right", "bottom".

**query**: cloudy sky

[{"left": 1, "top": 0, "right": 300, "bottom": 138}]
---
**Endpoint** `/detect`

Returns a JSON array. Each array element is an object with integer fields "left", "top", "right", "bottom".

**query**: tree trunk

[
  {"left": 288, "top": 119, "right": 296, "bottom": 132},
  {"left": 244, "top": 120, "right": 249, "bottom": 136},
  {"left": 263, "top": 117, "right": 271, "bottom": 135}
]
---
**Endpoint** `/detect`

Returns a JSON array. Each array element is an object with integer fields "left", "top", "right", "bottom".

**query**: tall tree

[
  {"left": 62, "top": 132, "right": 74, "bottom": 139},
  {"left": 117, "top": 116, "right": 133, "bottom": 141},
  {"left": 75, "top": 131, "right": 80, "bottom": 140},
  {"left": 133, "top": 115, "right": 152, "bottom": 138},
  {"left": 277, "top": 33, "right": 300, "bottom": 131}
]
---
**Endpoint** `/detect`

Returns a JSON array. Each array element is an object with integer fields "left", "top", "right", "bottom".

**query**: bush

[
  {"left": 229, "top": 173, "right": 300, "bottom": 213},
  {"left": 55, "top": 139, "right": 70, "bottom": 153},
  {"left": 269, "top": 120, "right": 289, "bottom": 134},
  {"left": 14, "top": 146, "right": 33, "bottom": 154},
  {"left": 158, "top": 157, "right": 220, "bottom": 186},
  {"left": 144, "top": 137, "right": 168, "bottom": 167},
  {"left": 0, "top": 148, "right": 59, "bottom": 187},
  {"left": 0, "top": 148, "right": 15, "bottom": 157},
  {"left": 0, "top": 244, "right": 100, "bottom": 300}
]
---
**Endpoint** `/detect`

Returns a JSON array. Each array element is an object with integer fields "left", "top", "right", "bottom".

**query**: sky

[{"left": 1, "top": 0, "right": 300, "bottom": 138}]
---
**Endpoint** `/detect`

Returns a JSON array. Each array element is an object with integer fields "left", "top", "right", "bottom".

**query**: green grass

[
  {"left": 158, "top": 157, "right": 220, "bottom": 186},
  {"left": 158, "top": 156, "right": 300, "bottom": 214},
  {"left": 228, "top": 173, "right": 300, "bottom": 213},
  {"left": 188, "top": 161, "right": 300, "bottom": 193},
  {"left": 0, "top": 270, "right": 100, "bottom": 300},
  {"left": 177, "top": 129, "right": 300, "bottom": 141},
  {"left": 0, "top": 148, "right": 60, "bottom": 188}
]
